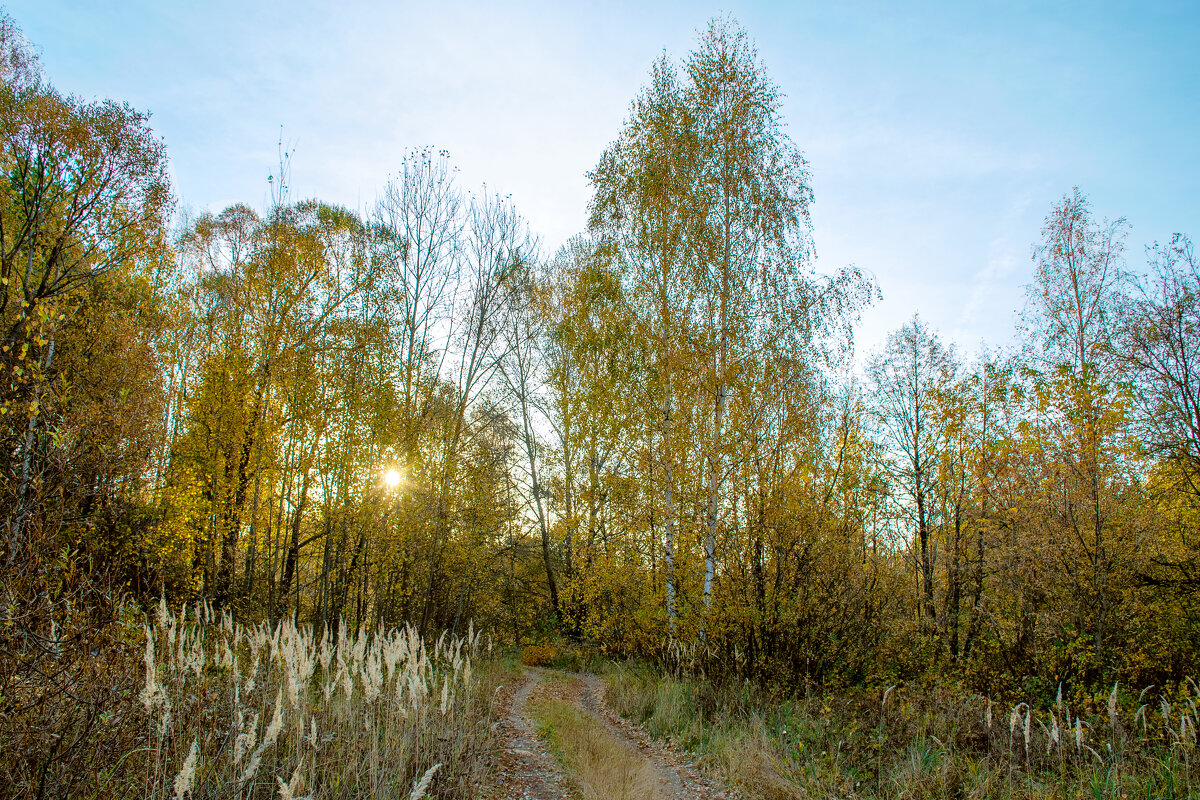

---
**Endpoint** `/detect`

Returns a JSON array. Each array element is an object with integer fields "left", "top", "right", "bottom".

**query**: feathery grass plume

[
  {"left": 175, "top": 612, "right": 187, "bottom": 669},
  {"left": 1048, "top": 712, "right": 1060, "bottom": 754},
  {"left": 269, "top": 620, "right": 283, "bottom": 663},
  {"left": 351, "top": 621, "right": 367, "bottom": 666},
  {"left": 986, "top": 699, "right": 993, "bottom": 729},
  {"left": 1108, "top": 683, "right": 1120, "bottom": 731},
  {"left": 276, "top": 761, "right": 305, "bottom": 800},
  {"left": 1056, "top": 682, "right": 1063, "bottom": 714},
  {"left": 408, "top": 666, "right": 426, "bottom": 712},
  {"left": 239, "top": 689, "right": 284, "bottom": 786},
  {"left": 408, "top": 763, "right": 442, "bottom": 800},
  {"left": 173, "top": 738, "right": 199, "bottom": 800},
  {"left": 882, "top": 684, "right": 897, "bottom": 709},
  {"left": 139, "top": 625, "right": 159, "bottom": 712},
  {"left": 297, "top": 630, "right": 316, "bottom": 685},
  {"left": 363, "top": 650, "right": 382, "bottom": 703},
  {"left": 233, "top": 651, "right": 241, "bottom": 695},
  {"left": 188, "top": 639, "right": 204, "bottom": 678},
  {"left": 245, "top": 651, "right": 260, "bottom": 694},
  {"left": 166, "top": 606, "right": 178, "bottom": 656},
  {"left": 1009, "top": 704, "right": 1023, "bottom": 746},
  {"left": 383, "top": 638, "right": 399, "bottom": 682},
  {"left": 1023, "top": 708, "right": 1032, "bottom": 757},
  {"left": 232, "top": 711, "right": 258, "bottom": 766},
  {"left": 1075, "top": 717, "right": 1084, "bottom": 753},
  {"left": 264, "top": 687, "right": 284, "bottom": 744}
]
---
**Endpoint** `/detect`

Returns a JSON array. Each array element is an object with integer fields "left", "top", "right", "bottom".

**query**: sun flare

[{"left": 383, "top": 468, "right": 402, "bottom": 489}]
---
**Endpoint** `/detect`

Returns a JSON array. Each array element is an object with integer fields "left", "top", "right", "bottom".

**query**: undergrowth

[
  {"left": 519, "top": 640, "right": 606, "bottom": 672},
  {"left": 603, "top": 661, "right": 1200, "bottom": 799}
]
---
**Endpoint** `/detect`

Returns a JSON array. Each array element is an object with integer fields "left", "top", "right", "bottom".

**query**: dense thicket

[{"left": 3, "top": 10, "right": 1198, "bottom": 735}]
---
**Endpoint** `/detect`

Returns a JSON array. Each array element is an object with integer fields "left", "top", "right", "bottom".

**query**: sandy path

[{"left": 483, "top": 668, "right": 738, "bottom": 800}]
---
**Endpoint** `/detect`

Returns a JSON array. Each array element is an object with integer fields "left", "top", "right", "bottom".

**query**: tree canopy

[{"left": 2, "top": 12, "right": 1198, "bottom": 713}]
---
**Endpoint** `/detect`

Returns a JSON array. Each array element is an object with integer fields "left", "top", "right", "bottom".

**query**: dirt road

[{"left": 482, "top": 669, "right": 738, "bottom": 800}]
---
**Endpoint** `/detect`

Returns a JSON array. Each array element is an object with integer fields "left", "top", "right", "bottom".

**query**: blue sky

[{"left": 8, "top": 0, "right": 1199, "bottom": 359}]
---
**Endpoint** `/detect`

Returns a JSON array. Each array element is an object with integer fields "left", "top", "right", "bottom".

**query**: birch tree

[
  {"left": 869, "top": 315, "right": 956, "bottom": 630},
  {"left": 1026, "top": 188, "right": 1133, "bottom": 676},
  {"left": 685, "top": 17, "right": 815, "bottom": 607},
  {"left": 588, "top": 55, "right": 692, "bottom": 632}
]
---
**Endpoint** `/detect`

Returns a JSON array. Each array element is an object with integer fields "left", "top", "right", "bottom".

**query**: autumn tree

[
  {"left": 1025, "top": 188, "right": 1138, "bottom": 678},
  {"left": 582, "top": 18, "right": 882, "bottom": 665},
  {"left": 169, "top": 198, "right": 378, "bottom": 607},
  {"left": 0, "top": 16, "right": 177, "bottom": 792},
  {"left": 539, "top": 236, "right": 647, "bottom": 642},
  {"left": 1113, "top": 234, "right": 1200, "bottom": 674},
  {"left": 869, "top": 315, "right": 956, "bottom": 633},
  {"left": 684, "top": 17, "right": 817, "bottom": 610},
  {"left": 589, "top": 54, "right": 693, "bottom": 632},
  {"left": 375, "top": 148, "right": 463, "bottom": 462},
  {"left": 1120, "top": 235, "right": 1200, "bottom": 500},
  {"left": 498, "top": 253, "right": 561, "bottom": 622},
  {"left": 0, "top": 22, "right": 171, "bottom": 561}
]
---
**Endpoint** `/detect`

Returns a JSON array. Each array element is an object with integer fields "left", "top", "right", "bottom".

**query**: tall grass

[
  {"left": 14, "top": 599, "right": 506, "bottom": 799},
  {"left": 605, "top": 663, "right": 1200, "bottom": 799}
]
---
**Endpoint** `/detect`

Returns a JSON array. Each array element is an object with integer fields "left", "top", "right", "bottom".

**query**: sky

[{"left": 8, "top": 0, "right": 1200, "bottom": 360}]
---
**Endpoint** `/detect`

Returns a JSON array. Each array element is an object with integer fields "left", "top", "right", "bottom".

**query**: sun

[{"left": 383, "top": 469, "right": 402, "bottom": 489}]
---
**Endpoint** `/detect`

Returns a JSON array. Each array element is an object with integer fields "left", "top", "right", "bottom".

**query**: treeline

[{"left": 2, "top": 11, "right": 1197, "bottom": 701}]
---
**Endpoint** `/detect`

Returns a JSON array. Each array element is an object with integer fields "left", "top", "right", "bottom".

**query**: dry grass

[
  {"left": 531, "top": 687, "right": 667, "bottom": 800},
  {"left": 604, "top": 662, "right": 1200, "bottom": 800},
  {"left": 5, "top": 599, "right": 509, "bottom": 799}
]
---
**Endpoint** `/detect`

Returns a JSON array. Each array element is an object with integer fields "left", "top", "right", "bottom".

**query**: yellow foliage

[{"left": 521, "top": 644, "right": 559, "bottom": 667}]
